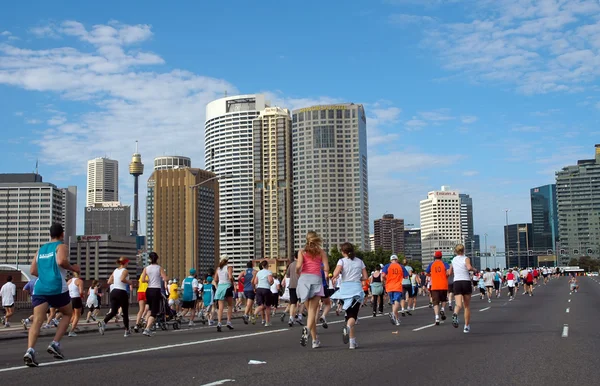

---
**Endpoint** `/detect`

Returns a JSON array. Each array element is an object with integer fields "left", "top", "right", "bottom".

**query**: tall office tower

[
  {"left": 420, "top": 186, "right": 462, "bottom": 265},
  {"left": 0, "top": 174, "right": 75, "bottom": 265},
  {"left": 374, "top": 214, "right": 404, "bottom": 254},
  {"left": 369, "top": 234, "right": 375, "bottom": 252},
  {"left": 87, "top": 157, "right": 118, "bottom": 206},
  {"left": 556, "top": 145, "right": 600, "bottom": 263},
  {"left": 459, "top": 193, "right": 475, "bottom": 255},
  {"left": 504, "top": 223, "right": 533, "bottom": 268},
  {"left": 148, "top": 168, "right": 219, "bottom": 281},
  {"left": 530, "top": 184, "right": 558, "bottom": 255},
  {"left": 84, "top": 202, "right": 131, "bottom": 237},
  {"left": 129, "top": 142, "right": 144, "bottom": 236},
  {"left": 146, "top": 155, "right": 192, "bottom": 253},
  {"left": 252, "top": 107, "right": 293, "bottom": 260},
  {"left": 404, "top": 228, "right": 422, "bottom": 261},
  {"left": 291, "top": 104, "right": 369, "bottom": 253},
  {"left": 205, "top": 95, "right": 268, "bottom": 274}
]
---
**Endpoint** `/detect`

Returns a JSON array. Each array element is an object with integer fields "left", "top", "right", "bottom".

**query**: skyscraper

[
  {"left": 404, "top": 228, "right": 422, "bottom": 261},
  {"left": 504, "top": 223, "right": 533, "bottom": 268},
  {"left": 556, "top": 145, "right": 600, "bottom": 263},
  {"left": 147, "top": 168, "right": 219, "bottom": 280},
  {"left": 420, "top": 186, "right": 462, "bottom": 265},
  {"left": 87, "top": 157, "right": 118, "bottom": 206},
  {"left": 374, "top": 214, "right": 404, "bottom": 254},
  {"left": 459, "top": 193, "right": 475, "bottom": 255},
  {"left": 153, "top": 156, "right": 191, "bottom": 171},
  {"left": 291, "top": 104, "right": 369, "bottom": 253},
  {"left": 0, "top": 174, "right": 76, "bottom": 265},
  {"left": 84, "top": 202, "right": 131, "bottom": 237},
  {"left": 252, "top": 107, "right": 293, "bottom": 260},
  {"left": 530, "top": 184, "right": 558, "bottom": 254},
  {"left": 205, "top": 95, "right": 268, "bottom": 273}
]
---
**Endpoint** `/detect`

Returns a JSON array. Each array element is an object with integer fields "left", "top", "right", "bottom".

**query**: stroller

[{"left": 155, "top": 293, "right": 182, "bottom": 330}]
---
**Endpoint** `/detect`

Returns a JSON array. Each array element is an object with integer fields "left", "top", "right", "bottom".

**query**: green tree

[
  {"left": 328, "top": 245, "right": 343, "bottom": 270},
  {"left": 406, "top": 259, "right": 423, "bottom": 273},
  {"left": 568, "top": 257, "right": 579, "bottom": 266}
]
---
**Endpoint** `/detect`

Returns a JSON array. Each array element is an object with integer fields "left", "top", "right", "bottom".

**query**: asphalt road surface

[{"left": 0, "top": 276, "right": 597, "bottom": 386}]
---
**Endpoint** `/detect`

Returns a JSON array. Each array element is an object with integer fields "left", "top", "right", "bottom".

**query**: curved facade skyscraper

[{"left": 205, "top": 94, "right": 268, "bottom": 273}]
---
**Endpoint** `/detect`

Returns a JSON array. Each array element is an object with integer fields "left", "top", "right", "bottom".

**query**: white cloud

[
  {"left": 14, "top": 111, "right": 23, "bottom": 116},
  {"left": 531, "top": 109, "right": 560, "bottom": 116},
  {"left": 1, "top": 31, "right": 11, "bottom": 36},
  {"left": 371, "top": 106, "right": 402, "bottom": 123},
  {"left": 25, "top": 118, "right": 42, "bottom": 124},
  {"left": 462, "top": 170, "right": 479, "bottom": 176},
  {"left": 389, "top": 14, "right": 436, "bottom": 26},
  {"left": 419, "top": 108, "right": 454, "bottom": 121},
  {"left": 461, "top": 115, "right": 478, "bottom": 124},
  {"left": 47, "top": 116, "right": 67, "bottom": 126},
  {"left": 30, "top": 25, "right": 60, "bottom": 38},
  {"left": 405, "top": 117, "right": 428, "bottom": 130}
]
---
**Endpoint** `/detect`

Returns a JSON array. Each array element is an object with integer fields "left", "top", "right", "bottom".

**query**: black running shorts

[{"left": 453, "top": 281, "right": 472, "bottom": 296}]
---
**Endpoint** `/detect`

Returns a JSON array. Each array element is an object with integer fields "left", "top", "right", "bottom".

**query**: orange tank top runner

[
  {"left": 426, "top": 260, "right": 450, "bottom": 291},
  {"left": 383, "top": 262, "right": 407, "bottom": 293}
]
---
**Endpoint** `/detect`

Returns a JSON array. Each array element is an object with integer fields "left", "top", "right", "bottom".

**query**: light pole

[
  {"left": 189, "top": 174, "right": 233, "bottom": 273},
  {"left": 504, "top": 209, "right": 510, "bottom": 267},
  {"left": 325, "top": 208, "right": 355, "bottom": 255}
]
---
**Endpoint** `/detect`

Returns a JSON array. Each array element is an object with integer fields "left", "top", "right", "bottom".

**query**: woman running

[
  {"left": 140, "top": 252, "right": 168, "bottom": 337},
  {"left": 331, "top": 243, "right": 367, "bottom": 349},
  {"left": 85, "top": 280, "right": 99, "bottom": 323},
  {"left": 99, "top": 257, "right": 132, "bottom": 337},
  {"left": 370, "top": 266, "right": 384, "bottom": 317},
  {"left": 67, "top": 272, "right": 84, "bottom": 336},
  {"left": 134, "top": 273, "right": 149, "bottom": 333},
  {"left": 448, "top": 244, "right": 478, "bottom": 333},
  {"left": 214, "top": 257, "right": 235, "bottom": 332},
  {"left": 253, "top": 260, "right": 274, "bottom": 327},
  {"left": 296, "top": 231, "right": 329, "bottom": 349}
]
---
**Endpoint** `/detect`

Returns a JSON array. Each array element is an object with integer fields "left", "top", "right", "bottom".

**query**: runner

[
  {"left": 239, "top": 261, "right": 257, "bottom": 324},
  {"left": 181, "top": 269, "right": 199, "bottom": 326},
  {"left": 525, "top": 269, "right": 534, "bottom": 296},
  {"left": 140, "top": 252, "right": 168, "bottom": 337},
  {"left": 214, "top": 257, "right": 235, "bottom": 332},
  {"left": 21, "top": 277, "right": 37, "bottom": 330},
  {"left": 408, "top": 269, "right": 420, "bottom": 312},
  {"left": 370, "top": 265, "right": 384, "bottom": 317},
  {"left": 400, "top": 259, "right": 413, "bottom": 316},
  {"left": 270, "top": 274, "right": 281, "bottom": 317},
  {"left": 419, "top": 271, "right": 427, "bottom": 297},
  {"left": 202, "top": 276, "right": 216, "bottom": 325},
  {"left": 447, "top": 270, "right": 455, "bottom": 311},
  {"left": 168, "top": 279, "right": 179, "bottom": 312},
  {"left": 569, "top": 276, "right": 579, "bottom": 293},
  {"left": 85, "top": 281, "right": 99, "bottom": 323},
  {"left": 493, "top": 269, "right": 501, "bottom": 298},
  {"left": 506, "top": 269, "right": 516, "bottom": 300},
  {"left": 448, "top": 244, "right": 477, "bottom": 333},
  {"left": 66, "top": 272, "right": 84, "bottom": 336},
  {"left": 1, "top": 275, "right": 16, "bottom": 327},
  {"left": 477, "top": 275, "right": 486, "bottom": 299},
  {"left": 330, "top": 243, "right": 367, "bottom": 349},
  {"left": 426, "top": 251, "right": 449, "bottom": 326},
  {"left": 284, "top": 252, "right": 302, "bottom": 327},
  {"left": 296, "top": 231, "right": 329, "bottom": 348},
  {"left": 23, "top": 223, "right": 79, "bottom": 367},
  {"left": 253, "top": 260, "right": 274, "bottom": 327},
  {"left": 542, "top": 267, "right": 549, "bottom": 284},
  {"left": 318, "top": 267, "right": 334, "bottom": 329},
  {"left": 134, "top": 274, "right": 149, "bottom": 333},
  {"left": 235, "top": 274, "right": 245, "bottom": 312},
  {"left": 483, "top": 268, "right": 494, "bottom": 303},
  {"left": 381, "top": 255, "right": 407, "bottom": 326},
  {"left": 98, "top": 257, "right": 132, "bottom": 337}
]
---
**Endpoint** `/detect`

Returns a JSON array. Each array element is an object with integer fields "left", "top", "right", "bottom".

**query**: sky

[{"left": 1, "top": 0, "right": 599, "bottom": 251}]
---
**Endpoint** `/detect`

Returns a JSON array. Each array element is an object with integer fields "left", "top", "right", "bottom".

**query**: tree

[
  {"left": 568, "top": 258, "right": 578, "bottom": 266},
  {"left": 406, "top": 259, "right": 423, "bottom": 273}
]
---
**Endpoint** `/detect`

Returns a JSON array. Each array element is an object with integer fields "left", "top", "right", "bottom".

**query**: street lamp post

[
  {"left": 325, "top": 208, "right": 355, "bottom": 255},
  {"left": 189, "top": 174, "right": 232, "bottom": 273},
  {"left": 504, "top": 209, "right": 510, "bottom": 268}
]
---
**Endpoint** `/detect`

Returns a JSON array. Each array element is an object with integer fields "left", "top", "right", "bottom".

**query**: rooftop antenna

[
  {"left": 224, "top": 89, "right": 227, "bottom": 97},
  {"left": 35, "top": 159, "right": 39, "bottom": 175}
]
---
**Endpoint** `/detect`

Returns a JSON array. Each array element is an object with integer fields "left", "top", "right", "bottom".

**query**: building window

[{"left": 313, "top": 126, "right": 335, "bottom": 148}]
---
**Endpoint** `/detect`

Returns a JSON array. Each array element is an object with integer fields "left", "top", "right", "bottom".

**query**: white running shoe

[
  {"left": 68, "top": 331, "right": 77, "bottom": 337},
  {"left": 312, "top": 340, "right": 321, "bottom": 349},
  {"left": 349, "top": 341, "right": 358, "bottom": 349},
  {"left": 463, "top": 325, "right": 470, "bottom": 333}
]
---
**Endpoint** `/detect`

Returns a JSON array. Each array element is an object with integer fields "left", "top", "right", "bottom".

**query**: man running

[
  {"left": 506, "top": 269, "right": 516, "bottom": 300},
  {"left": 1, "top": 275, "right": 17, "bottom": 327},
  {"left": 181, "top": 269, "right": 199, "bottom": 326},
  {"left": 239, "top": 261, "right": 256, "bottom": 324},
  {"left": 483, "top": 268, "right": 494, "bottom": 303},
  {"left": 284, "top": 252, "right": 302, "bottom": 327},
  {"left": 400, "top": 259, "right": 413, "bottom": 316},
  {"left": 382, "top": 255, "right": 408, "bottom": 326},
  {"left": 426, "top": 251, "right": 450, "bottom": 326},
  {"left": 23, "top": 224, "right": 79, "bottom": 367}
]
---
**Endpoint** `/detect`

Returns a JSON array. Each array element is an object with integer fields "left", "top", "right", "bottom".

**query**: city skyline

[{"left": 2, "top": 1, "right": 600, "bottom": 250}]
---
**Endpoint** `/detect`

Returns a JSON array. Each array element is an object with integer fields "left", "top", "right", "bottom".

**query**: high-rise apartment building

[
  {"left": 252, "top": 107, "right": 293, "bottom": 260},
  {"left": 0, "top": 174, "right": 77, "bottom": 265},
  {"left": 205, "top": 95, "right": 268, "bottom": 273},
  {"left": 369, "top": 234, "right": 375, "bottom": 252},
  {"left": 556, "top": 145, "right": 600, "bottom": 262},
  {"left": 459, "top": 193, "right": 475, "bottom": 255},
  {"left": 531, "top": 184, "right": 558, "bottom": 255},
  {"left": 291, "top": 104, "right": 369, "bottom": 253},
  {"left": 84, "top": 202, "right": 131, "bottom": 237},
  {"left": 147, "top": 168, "right": 219, "bottom": 280},
  {"left": 420, "top": 186, "right": 462, "bottom": 265},
  {"left": 146, "top": 155, "right": 192, "bottom": 253},
  {"left": 504, "top": 223, "right": 533, "bottom": 268},
  {"left": 374, "top": 214, "right": 404, "bottom": 254},
  {"left": 404, "top": 228, "right": 422, "bottom": 261},
  {"left": 87, "top": 157, "right": 118, "bottom": 206}
]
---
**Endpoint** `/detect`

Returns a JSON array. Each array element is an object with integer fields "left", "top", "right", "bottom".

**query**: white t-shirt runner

[{"left": 0, "top": 282, "right": 16, "bottom": 306}]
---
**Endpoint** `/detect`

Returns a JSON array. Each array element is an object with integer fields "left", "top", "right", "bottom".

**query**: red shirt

[
  {"left": 237, "top": 276, "right": 245, "bottom": 292},
  {"left": 533, "top": 269, "right": 539, "bottom": 277},
  {"left": 506, "top": 272, "right": 514, "bottom": 281},
  {"left": 526, "top": 273, "right": 533, "bottom": 282}
]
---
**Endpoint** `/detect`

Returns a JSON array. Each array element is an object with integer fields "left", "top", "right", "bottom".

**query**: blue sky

[{"left": 1, "top": 0, "right": 599, "bottom": 251}]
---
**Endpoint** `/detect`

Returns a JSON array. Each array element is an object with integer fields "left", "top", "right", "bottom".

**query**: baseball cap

[
  {"left": 434, "top": 250, "right": 443, "bottom": 258},
  {"left": 117, "top": 257, "right": 130, "bottom": 265},
  {"left": 206, "top": 276, "right": 213, "bottom": 283},
  {"left": 173, "top": 279, "right": 178, "bottom": 283},
  {"left": 189, "top": 268, "right": 197, "bottom": 275},
  {"left": 390, "top": 255, "right": 398, "bottom": 261}
]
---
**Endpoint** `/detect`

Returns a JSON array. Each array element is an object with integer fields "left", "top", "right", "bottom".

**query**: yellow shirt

[
  {"left": 168, "top": 284, "right": 179, "bottom": 300},
  {"left": 138, "top": 281, "right": 148, "bottom": 293}
]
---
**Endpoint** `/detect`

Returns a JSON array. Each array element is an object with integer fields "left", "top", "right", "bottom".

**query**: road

[{"left": 0, "top": 276, "right": 597, "bottom": 386}]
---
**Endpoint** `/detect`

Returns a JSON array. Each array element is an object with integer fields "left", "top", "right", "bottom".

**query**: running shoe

[
  {"left": 435, "top": 316, "right": 440, "bottom": 326},
  {"left": 217, "top": 323, "right": 222, "bottom": 332},
  {"left": 312, "top": 340, "right": 321, "bottom": 349},
  {"left": 226, "top": 322, "right": 234, "bottom": 330},
  {"left": 319, "top": 317, "right": 328, "bottom": 329},
  {"left": 452, "top": 313, "right": 459, "bottom": 328},
  {"left": 5, "top": 322, "right": 10, "bottom": 328},
  {"left": 142, "top": 329, "right": 154, "bottom": 337},
  {"left": 261, "top": 320, "right": 265, "bottom": 326},
  {"left": 406, "top": 310, "right": 412, "bottom": 316},
  {"left": 23, "top": 348, "right": 38, "bottom": 367},
  {"left": 389, "top": 313, "right": 396, "bottom": 325},
  {"left": 21, "top": 319, "right": 28, "bottom": 330},
  {"left": 288, "top": 319, "right": 293, "bottom": 327},
  {"left": 342, "top": 326, "right": 349, "bottom": 344},
  {"left": 449, "top": 304, "right": 453, "bottom": 311},
  {"left": 488, "top": 299, "right": 491, "bottom": 303},
  {"left": 300, "top": 327, "right": 309, "bottom": 347},
  {"left": 98, "top": 321, "right": 106, "bottom": 335},
  {"left": 251, "top": 314, "right": 257, "bottom": 325},
  {"left": 349, "top": 341, "right": 358, "bottom": 350},
  {"left": 264, "top": 322, "right": 271, "bottom": 327},
  {"left": 509, "top": 297, "right": 513, "bottom": 301},
  {"left": 133, "top": 325, "right": 139, "bottom": 333},
  {"left": 47, "top": 341, "right": 64, "bottom": 359},
  {"left": 242, "top": 315, "right": 248, "bottom": 325},
  {"left": 280, "top": 313, "right": 285, "bottom": 322},
  {"left": 440, "top": 310, "right": 446, "bottom": 321},
  {"left": 395, "top": 319, "right": 401, "bottom": 326},
  {"left": 68, "top": 331, "right": 77, "bottom": 337},
  {"left": 373, "top": 312, "right": 376, "bottom": 317},
  {"left": 463, "top": 325, "right": 470, "bottom": 333},
  {"left": 188, "top": 321, "right": 194, "bottom": 327},
  {"left": 428, "top": 302, "right": 433, "bottom": 308},
  {"left": 401, "top": 311, "right": 406, "bottom": 317},
  {"left": 91, "top": 315, "right": 97, "bottom": 322}
]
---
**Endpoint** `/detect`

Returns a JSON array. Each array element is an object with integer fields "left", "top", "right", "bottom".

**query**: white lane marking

[
  {"left": 566, "top": 308, "right": 570, "bottom": 313},
  {"left": 412, "top": 323, "right": 436, "bottom": 331},
  {"left": 0, "top": 329, "right": 288, "bottom": 374},
  {"left": 202, "top": 380, "right": 235, "bottom": 386},
  {"left": 479, "top": 307, "right": 491, "bottom": 312},
  {"left": 562, "top": 325, "right": 569, "bottom": 338}
]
